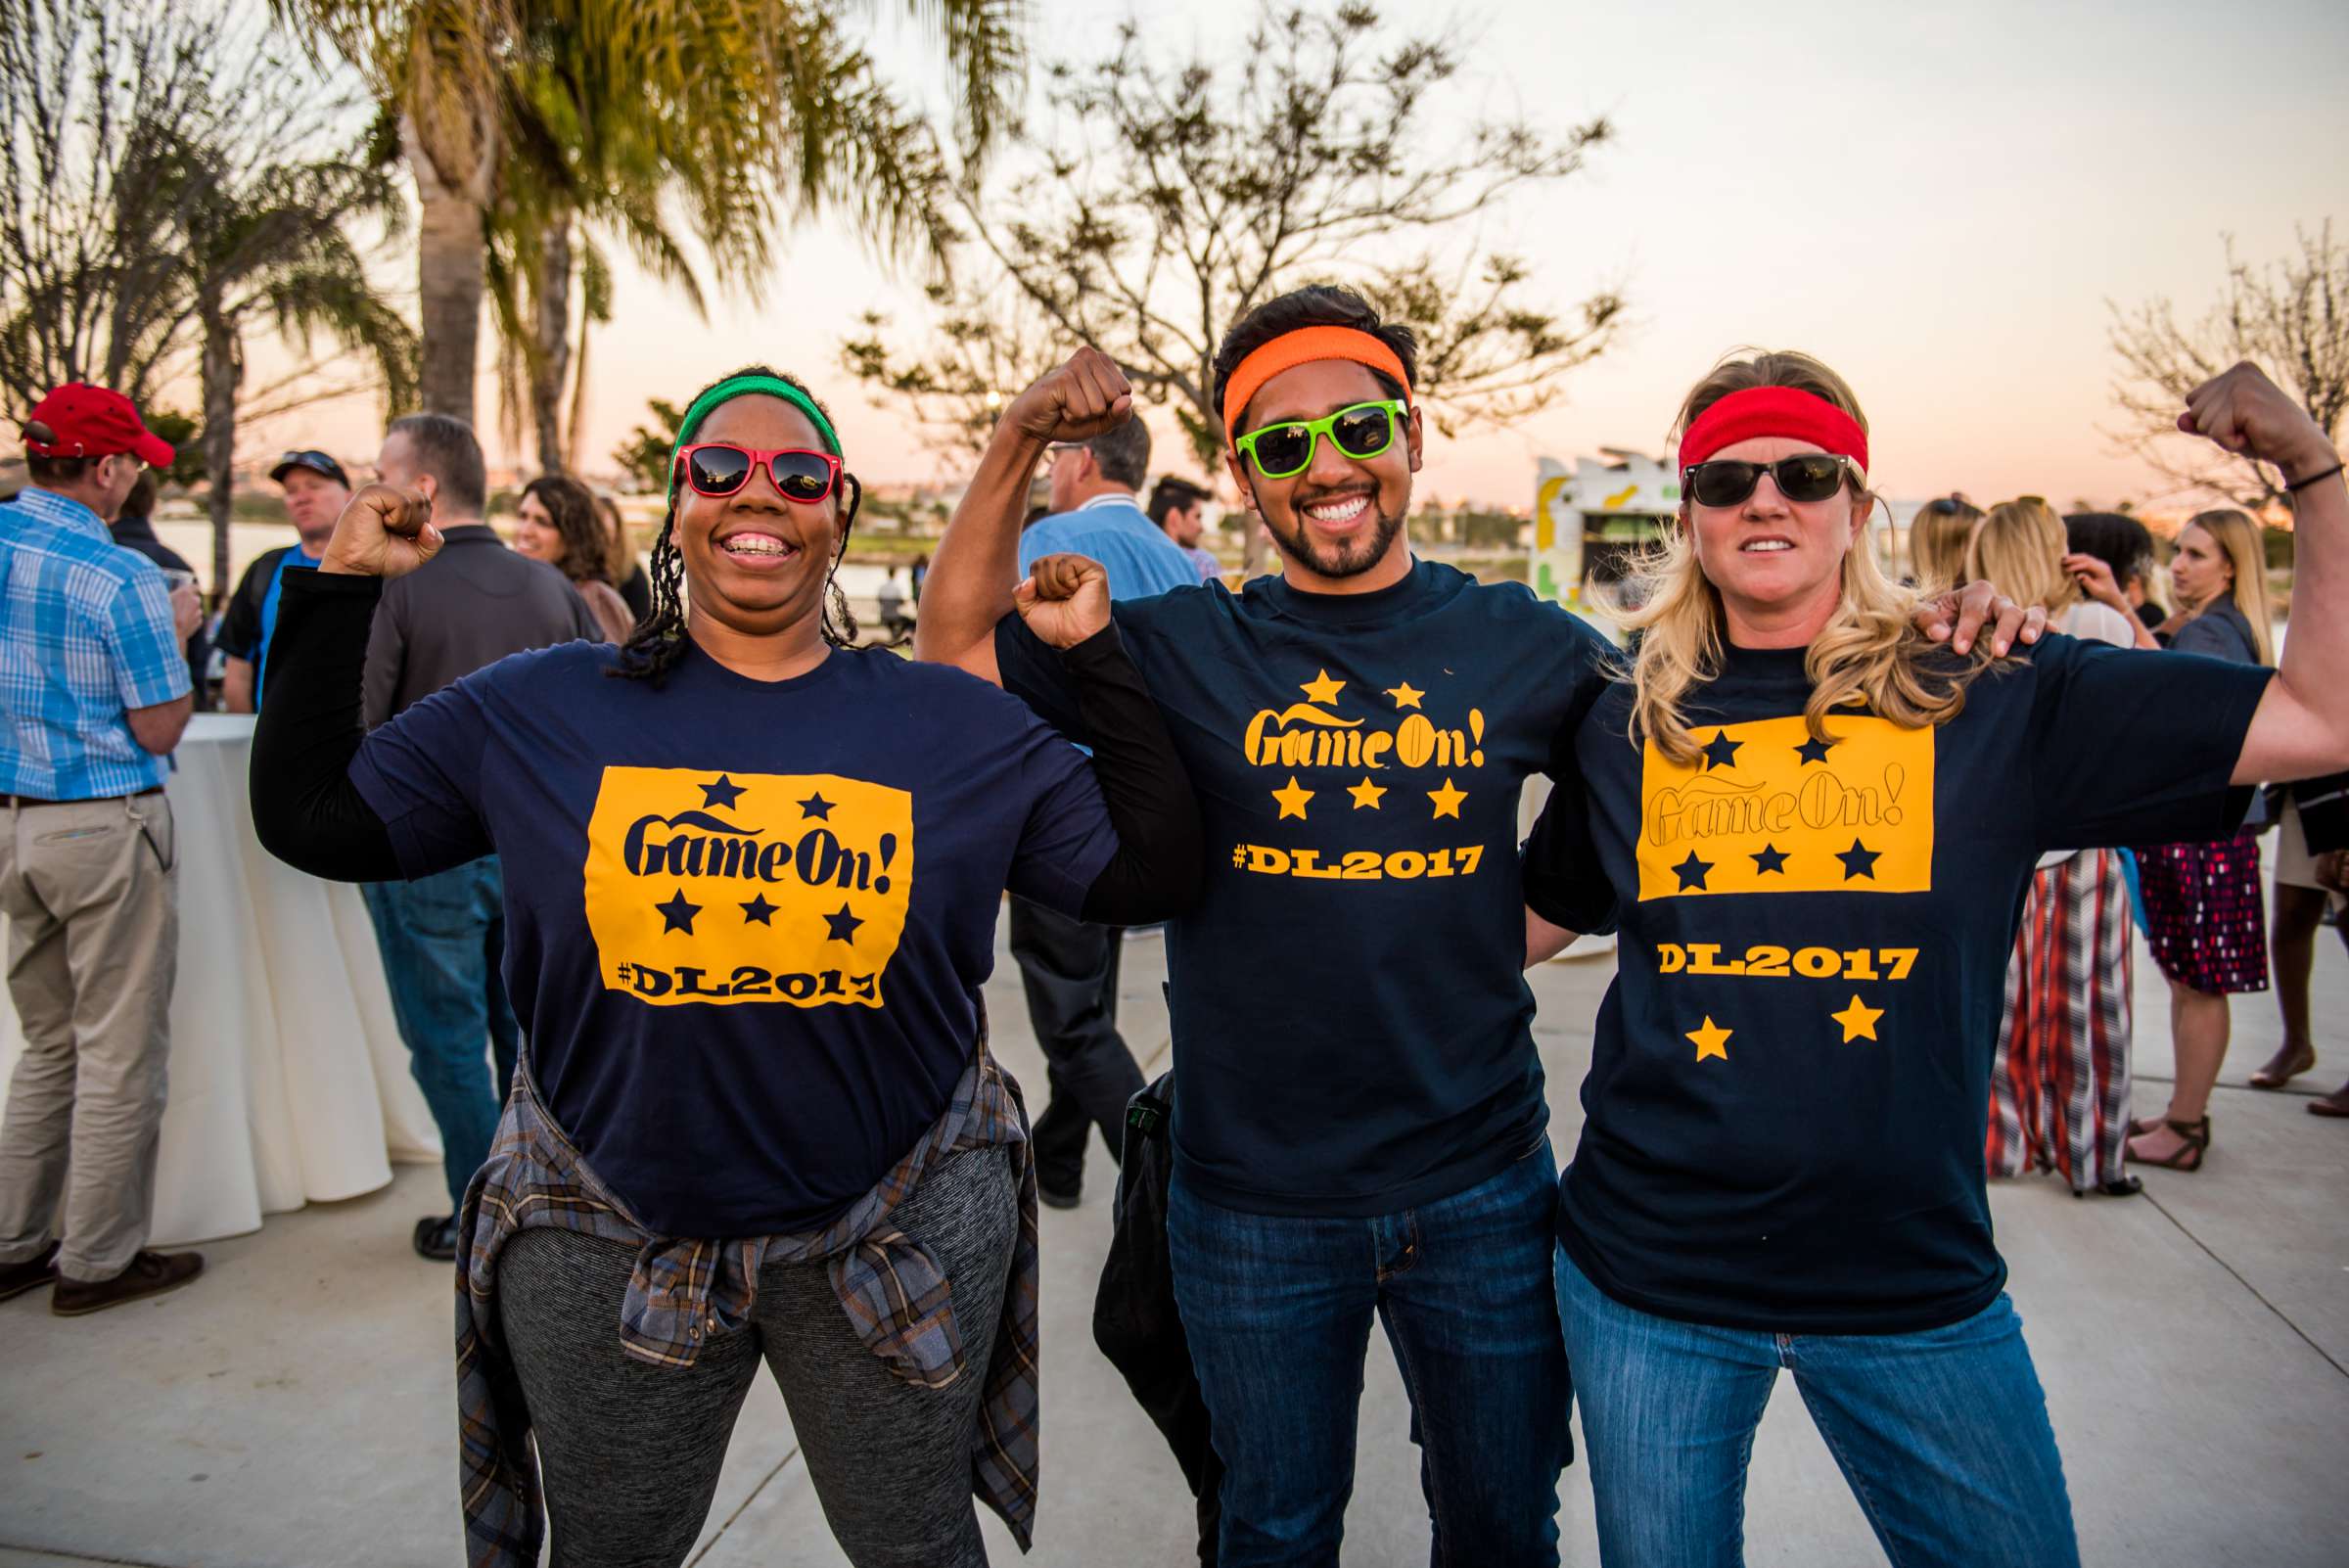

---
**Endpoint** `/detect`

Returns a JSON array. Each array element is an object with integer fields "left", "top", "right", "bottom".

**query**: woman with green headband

[{"left": 248, "top": 361, "right": 1201, "bottom": 1567}]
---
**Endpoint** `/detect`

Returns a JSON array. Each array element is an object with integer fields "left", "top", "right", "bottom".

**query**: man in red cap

[{"left": 0, "top": 383, "right": 207, "bottom": 1316}]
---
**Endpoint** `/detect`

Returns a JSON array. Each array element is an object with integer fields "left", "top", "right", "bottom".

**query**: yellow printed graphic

[
  {"left": 1635, "top": 715, "right": 1934, "bottom": 900},
  {"left": 581, "top": 767, "right": 914, "bottom": 1007}
]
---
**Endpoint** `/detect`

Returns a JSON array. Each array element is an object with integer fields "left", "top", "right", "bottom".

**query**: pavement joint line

[
  {"left": 687, "top": 1442, "right": 805, "bottom": 1565},
  {"left": 2130, "top": 1073, "right": 2335, "bottom": 1102},
  {"left": 2138, "top": 1186, "right": 2349, "bottom": 1383},
  {"left": 0, "top": 1542, "right": 172, "bottom": 1568}
]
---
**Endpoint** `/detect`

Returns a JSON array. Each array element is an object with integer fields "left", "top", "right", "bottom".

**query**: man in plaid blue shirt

[{"left": 0, "top": 384, "right": 207, "bottom": 1316}]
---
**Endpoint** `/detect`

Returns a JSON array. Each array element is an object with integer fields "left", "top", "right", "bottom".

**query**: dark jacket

[
  {"left": 109, "top": 513, "right": 211, "bottom": 711},
  {"left": 2169, "top": 598, "right": 2265, "bottom": 666},
  {"left": 362, "top": 524, "right": 601, "bottom": 727},
  {"left": 1094, "top": 1073, "right": 1221, "bottom": 1565}
]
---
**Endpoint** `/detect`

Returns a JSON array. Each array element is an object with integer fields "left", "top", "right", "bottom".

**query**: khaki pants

[{"left": 0, "top": 794, "right": 178, "bottom": 1281}]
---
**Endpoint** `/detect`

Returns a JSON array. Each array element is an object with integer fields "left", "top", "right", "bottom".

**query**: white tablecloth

[{"left": 1, "top": 714, "right": 440, "bottom": 1246}]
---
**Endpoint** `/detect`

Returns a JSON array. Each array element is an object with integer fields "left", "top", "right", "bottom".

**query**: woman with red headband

[{"left": 1522, "top": 350, "right": 2348, "bottom": 1566}]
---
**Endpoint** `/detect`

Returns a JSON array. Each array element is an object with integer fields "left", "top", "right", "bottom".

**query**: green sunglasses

[{"left": 1232, "top": 399, "right": 1407, "bottom": 480}]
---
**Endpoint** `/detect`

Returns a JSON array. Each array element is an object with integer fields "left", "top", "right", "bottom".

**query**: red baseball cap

[{"left": 23, "top": 384, "right": 174, "bottom": 467}]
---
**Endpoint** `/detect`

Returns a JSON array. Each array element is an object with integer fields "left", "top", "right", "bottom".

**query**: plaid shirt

[
  {"left": 0, "top": 486, "right": 190, "bottom": 799},
  {"left": 454, "top": 1023, "right": 1041, "bottom": 1567}
]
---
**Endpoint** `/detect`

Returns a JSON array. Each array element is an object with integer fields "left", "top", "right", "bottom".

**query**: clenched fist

[
  {"left": 1014, "top": 552, "right": 1112, "bottom": 650},
  {"left": 319, "top": 484, "right": 444, "bottom": 580},
  {"left": 2180, "top": 361, "right": 2340, "bottom": 484},
  {"left": 1001, "top": 347, "right": 1134, "bottom": 448}
]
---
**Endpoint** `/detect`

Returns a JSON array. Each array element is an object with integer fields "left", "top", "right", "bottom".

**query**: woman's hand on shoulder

[
  {"left": 1914, "top": 579, "right": 2047, "bottom": 658},
  {"left": 318, "top": 484, "right": 443, "bottom": 580},
  {"left": 1015, "top": 553, "right": 1112, "bottom": 650}
]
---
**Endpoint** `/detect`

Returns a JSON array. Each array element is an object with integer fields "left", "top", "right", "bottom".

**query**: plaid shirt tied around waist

[{"left": 453, "top": 1024, "right": 1041, "bottom": 1566}]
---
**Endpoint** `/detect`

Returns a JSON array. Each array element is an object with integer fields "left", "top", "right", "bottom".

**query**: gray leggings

[{"left": 495, "top": 1146, "right": 1018, "bottom": 1568}]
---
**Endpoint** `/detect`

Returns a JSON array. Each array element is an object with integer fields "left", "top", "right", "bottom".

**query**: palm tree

[
  {"left": 181, "top": 131, "right": 418, "bottom": 588},
  {"left": 275, "top": 1, "right": 1027, "bottom": 440}
]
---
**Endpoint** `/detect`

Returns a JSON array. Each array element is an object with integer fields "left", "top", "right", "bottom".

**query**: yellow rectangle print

[
  {"left": 1635, "top": 715, "right": 1934, "bottom": 900},
  {"left": 581, "top": 767, "right": 915, "bottom": 1006}
]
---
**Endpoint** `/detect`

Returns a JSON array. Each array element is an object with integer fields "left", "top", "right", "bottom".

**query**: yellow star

[
  {"left": 1347, "top": 776, "right": 1387, "bottom": 809},
  {"left": 1385, "top": 681, "right": 1425, "bottom": 710},
  {"left": 1831, "top": 994, "right": 1885, "bottom": 1042},
  {"left": 1271, "top": 776, "right": 1314, "bottom": 820},
  {"left": 1427, "top": 777, "right": 1467, "bottom": 819},
  {"left": 1687, "top": 1016, "right": 1731, "bottom": 1062},
  {"left": 1300, "top": 669, "right": 1347, "bottom": 706}
]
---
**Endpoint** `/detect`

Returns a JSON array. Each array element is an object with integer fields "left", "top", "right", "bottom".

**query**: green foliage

[
  {"left": 612, "top": 397, "right": 689, "bottom": 492},
  {"left": 844, "top": 2, "right": 1623, "bottom": 475}
]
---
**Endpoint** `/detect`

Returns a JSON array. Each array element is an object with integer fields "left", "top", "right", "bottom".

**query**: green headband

[{"left": 666, "top": 373, "right": 843, "bottom": 505}]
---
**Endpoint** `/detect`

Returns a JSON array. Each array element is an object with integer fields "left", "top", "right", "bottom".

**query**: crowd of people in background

[{"left": 0, "top": 285, "right": 2344, "bottom": 1568}]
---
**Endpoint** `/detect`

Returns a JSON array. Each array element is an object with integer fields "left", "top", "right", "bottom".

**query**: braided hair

[{"left": 612, "top": 365, "right": 862, "bottom": 684}]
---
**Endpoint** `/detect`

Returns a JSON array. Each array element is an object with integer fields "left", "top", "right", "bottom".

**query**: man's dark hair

[
  {"left": 121, "top": 470, "right": 158, "bottom": 519},
  {"left": 2064, "top": 510, "right": 2155, "bottom": 589},
  {"left": 388, "top": 412, "right": 488, "bottom": 516},
  {"left": 1082, "top": 415, "right": 1150, "bottom": 490},
  {"left": 1212, "top": 285, "right": 1419, "bottom": 434},
  {"left": 23, "top": 453, "right": 91, "bottom": 486},
  {"left": 1146, "top": 476, "right": 1210, "bottom": 528}
]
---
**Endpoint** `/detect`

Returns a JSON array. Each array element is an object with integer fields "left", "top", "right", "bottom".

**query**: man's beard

[{"left": 1265, "top": 499, "right": 1406, "bottom": 579}]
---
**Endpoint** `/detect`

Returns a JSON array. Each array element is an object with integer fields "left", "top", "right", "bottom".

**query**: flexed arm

[{"left": 911, "top": 347, "right": 1133, "bottom": 685}]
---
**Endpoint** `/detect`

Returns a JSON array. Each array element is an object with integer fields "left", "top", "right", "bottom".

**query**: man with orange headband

[
  {"left": 917, "top": 288, "right": 1601, "bottom": 1563},
  {"left": 918, "top": 294, "right": 2035, "bottom": 1565}
]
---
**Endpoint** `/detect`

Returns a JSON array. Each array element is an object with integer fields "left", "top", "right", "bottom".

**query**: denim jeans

[
  {"left": 1554, "top": 1249, "right": 2079, "bottom": 1568},
  {"left": 361, "top": 858, "right": 521, "bottom": 1209},
  {"left": 1168, "top": 1141, "right": 1571, "bottom": 1568}
]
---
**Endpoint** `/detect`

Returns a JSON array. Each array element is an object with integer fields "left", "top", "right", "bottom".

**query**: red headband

[{"left": 1677, "top": 386, "right": 1868, "bottom": 478}]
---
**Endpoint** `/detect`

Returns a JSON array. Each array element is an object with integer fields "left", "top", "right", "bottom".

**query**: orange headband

[{"left": 1221, "top": 326, "right": 1413, "bottom": 439}]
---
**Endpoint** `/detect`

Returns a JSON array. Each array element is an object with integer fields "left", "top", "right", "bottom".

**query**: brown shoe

[
  {"left": 51, "top": 1250, "right": 205, "bottom": 1316},
  {"left": 0, "top": 1242, "right": 60, "bottom": 1303}
]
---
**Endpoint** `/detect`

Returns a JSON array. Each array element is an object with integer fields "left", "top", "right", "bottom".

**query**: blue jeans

[
  {"left": 1168, "top": 1142, "right": 1571, "bottom": 1567},
  {"left": 361, "top": 858, "right": 521, "bottom": 1209},
  {"left": 1554, "top": 1249, "right": 2079, "bottom": 1568}
]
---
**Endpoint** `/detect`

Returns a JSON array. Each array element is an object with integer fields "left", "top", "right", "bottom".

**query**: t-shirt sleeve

[
  {"left": 1543, "top": 612, "right": 1620, "bottom": 783},
  {"left": 215, "top": 557, "right": 268, "bottom": 661},
  {"left": 2027, "top": 635, "right": 2272, "bottom": 850},
  {"left": 1523, "top": 765, "right": 1621, "bottom": 936},
  {"left": 1002, "top": 712, "right": 1119, "bottom": 916},
  {"left": 102, "top": 561, "right": 193, "bottom": 710},
  {"left": 346, "top": 673, "right": 496, "bottom": 876}
]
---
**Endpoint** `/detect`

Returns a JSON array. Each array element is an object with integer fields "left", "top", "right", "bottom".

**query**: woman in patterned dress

[
  {"left": 2125, "top": 510, "right": 2278, "bottom": 1171},
  {"left": 1970, "top": 499, "right": 2145, "bottom": 1195}
]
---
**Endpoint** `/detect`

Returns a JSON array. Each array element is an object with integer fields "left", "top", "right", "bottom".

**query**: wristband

[{"left": 2286, "top": 460, "right": 2344, "bottom": 493}]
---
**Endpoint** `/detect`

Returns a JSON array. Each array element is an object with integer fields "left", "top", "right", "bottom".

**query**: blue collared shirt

[
  {"left": 0, "top": 486, "right": 191, "bottom": 799},
  {"left": 1018, "top": 492, "right": 1202, "bottom": 603}
]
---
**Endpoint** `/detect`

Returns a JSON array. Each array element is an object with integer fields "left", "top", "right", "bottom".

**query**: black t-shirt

[
  {"left": 1526, "top": 634, "right": 2271, "bottom": 1333},
  {"left": 349, "top": 638, "right": 1119, "bottom": 1235},
  {"left": 997, "top": 560, "right": 1613, "bottom": 1216},
  {"left": 216, "top": 545, "right": 293, "bottom": 663}
]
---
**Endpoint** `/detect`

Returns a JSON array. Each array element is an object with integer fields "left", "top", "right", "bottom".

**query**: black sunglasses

[{"left": 1681, "top": 454, "right": 1857, "bottom": 508}]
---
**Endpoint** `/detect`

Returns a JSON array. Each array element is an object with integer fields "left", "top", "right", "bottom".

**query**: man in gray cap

[{"left": 218, "top": 450, "right": 351, "bottom": 713}]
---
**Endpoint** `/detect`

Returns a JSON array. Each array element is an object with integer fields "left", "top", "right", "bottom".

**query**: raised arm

[
  {"left": 911, "top": 347, "right": 1134, "bottom": 686},
  {"left": 2185, "top": 363, "right": 2349, "bottom": 785}
]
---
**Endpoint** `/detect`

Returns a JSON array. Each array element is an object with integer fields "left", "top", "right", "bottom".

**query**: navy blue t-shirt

[
  {"left": 349, "top": 638, "right": 1117, "bottom": 1236},
  {"left": 997, "top": 559, "right": 1614, "bottom": 1217},
  {"left": 1527, "top": 633, "right": 2272, "bottom": 1333}
]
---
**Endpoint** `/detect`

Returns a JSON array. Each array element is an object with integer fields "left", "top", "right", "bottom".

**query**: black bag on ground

[{"left": 1092, "top": 1071, "right": 1221, "bottom": 1566}]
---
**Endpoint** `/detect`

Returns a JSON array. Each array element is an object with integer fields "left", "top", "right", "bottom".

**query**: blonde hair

[
  {"left": 2180, "top": 509, "right": 2276, "bottom": 664},
  {"left": 1967, "top": 498, "right": 2079, "bottom": 615},
  {"left": 1623, "top": 349, "right": 1993, "bottom": 764},
  {"left": 1908, "top": 496, "right": 1982, "bottom": 593}
]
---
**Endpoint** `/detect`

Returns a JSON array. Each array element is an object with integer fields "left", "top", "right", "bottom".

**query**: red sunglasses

[{"left": 675, "top": 442, "right": 842, "bottom": 503}]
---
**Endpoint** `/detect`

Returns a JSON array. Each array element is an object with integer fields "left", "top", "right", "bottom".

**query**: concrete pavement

[{"left": 2, "top": 919, "right": 2344, "bottom": 1566}]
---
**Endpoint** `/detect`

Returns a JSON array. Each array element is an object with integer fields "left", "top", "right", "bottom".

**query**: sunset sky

[{"left": 265, "top": 0, "right": 2348, "bottom": 512}]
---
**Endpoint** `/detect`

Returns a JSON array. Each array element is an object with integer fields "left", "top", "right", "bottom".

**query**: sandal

[
  {"left": 2126, "top": 1116, "right": 2210, "bottom": 1171},
  {"left": 2072, "top": 1176, "right": 2143, "bottom": 1198},
  {"left": 2250, "top": 1043, "right": 2317, "bottom": 1088},
  {"left": 2310, "top": 1086, "right": 2349, "bottom": 1119}
]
